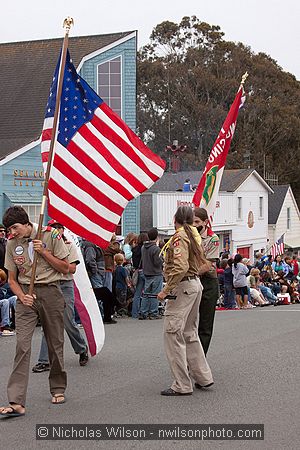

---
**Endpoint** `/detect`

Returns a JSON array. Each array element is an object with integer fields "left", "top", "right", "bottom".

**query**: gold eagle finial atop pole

[
  {"left": 63, "top": 17, "right": 74, "bottom": 33},
  {"left": 240, "top": 72, "right": 249, "bottom": 85}
]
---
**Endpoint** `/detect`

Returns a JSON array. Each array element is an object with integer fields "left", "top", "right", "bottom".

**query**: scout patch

[
  {"left": 51, "top": 229, "right": 62, "bottom": 240},
  {"left": 13, "top": 256, "right": 25, "bottom": 265},
  {"left": 174, "top": 247, "right": 181, "bottom": 258},
  {"left": 173, "top": 236, "right": 181, "bottom": 247},
  {"left": 15, "top": 245, "right": 24, "bottom": 255}
]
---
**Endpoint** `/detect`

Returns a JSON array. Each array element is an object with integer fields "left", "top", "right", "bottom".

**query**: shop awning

[{"left": 4, "top": 192, "right": 42, "bottom": 204}]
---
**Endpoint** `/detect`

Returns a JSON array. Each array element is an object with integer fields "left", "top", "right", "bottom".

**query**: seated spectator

[
  {"left": 257, "top": 278, "right": 278, "bottom": 304},
  {"left": 282, "top": 256, "right": 294, "bottom": 280},
  {"left": 254, "top": 252, "right": 265, "bottom": 270},
  {"left": 0, "top": 269, "right": 17, "bottom": 335},
  {"left": 261, "top": 255, "right": 274, "bottom": 275},
  {"left": 247, "top": 268, "right": 269, "bottom": 306},
  {"left": 0, "top": 299, "right": 15, "bottom": 336},
  {"left": 274, "top": 270, "right": 293, "bottom": 297},
  {"left": 271, "top": 255, "right": 284, "bottom": 276},
  {"left": 259, "top": 271, "right": 280, "bottom": 295},
  {"left": 290, "top": 278, "right": 300, "bottom": 304}
]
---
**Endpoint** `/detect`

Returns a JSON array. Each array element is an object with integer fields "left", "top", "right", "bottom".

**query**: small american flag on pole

[
  {"left": 270, "top": 234, "right": 285, "bottom": 259},
  {"left": 41, "top": 50, "right": 165, "bottom": 248}
]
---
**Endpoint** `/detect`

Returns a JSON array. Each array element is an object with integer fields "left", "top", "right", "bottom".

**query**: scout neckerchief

[{"left": 160, "top": 225, "right": 201, "bottom": 259}]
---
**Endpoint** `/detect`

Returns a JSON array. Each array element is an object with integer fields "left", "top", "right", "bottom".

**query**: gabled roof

[
  {"left": 0, "top": 31, "right": 135, "bottom": 160},
  {"left": 148, "top": 169, "right": 268, "bottom": 193},
  {"left": 268, "top": 185, "right": 290, "bottom": 224}
]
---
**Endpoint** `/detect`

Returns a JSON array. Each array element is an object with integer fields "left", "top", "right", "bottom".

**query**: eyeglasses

[{"left": 0, "top": 230, "right": 5, "bottom": 233}]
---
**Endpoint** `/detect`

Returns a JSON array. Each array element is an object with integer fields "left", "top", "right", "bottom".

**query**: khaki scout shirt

[
  {"left": 61, "top": 241, "right": 80, "bottom": 281},
  {"left": 201, "top": 229, "right": 220, "bottom": 278},
  {"left": 5, "top": 224, "right": 69, "bottom": 284},
  {"left": 163, "top": 228, "right": 200, "bottom": 295}
]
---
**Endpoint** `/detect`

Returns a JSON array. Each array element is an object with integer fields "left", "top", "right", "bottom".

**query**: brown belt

[{"left": 180, "top": 275, "right": 198, "bottom": 282}]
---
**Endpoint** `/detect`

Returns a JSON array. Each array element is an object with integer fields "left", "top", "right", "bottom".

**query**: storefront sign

[{"left": 13, "top": 169, "right": 44, "bottom": 187}]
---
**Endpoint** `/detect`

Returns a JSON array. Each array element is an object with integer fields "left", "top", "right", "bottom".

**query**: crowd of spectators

[
  {"left": 2, "top": 221, "right": 300, "bottom": 336},
  {"left": 217, "top": 252, "right": 300, "bottom": 309},
  {"left": 82, "top": 232, "right": 300, "bottom": 320}
]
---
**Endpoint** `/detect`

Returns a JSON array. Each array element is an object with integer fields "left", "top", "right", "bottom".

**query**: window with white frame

[
  {"left": 287, "top": 207, "right": 291, "bottom": 230},
  {"left": 18, "top": 204, "right": 41, "bottom": 225},
  {"left": 98, "top": 56, "right": 122, "bottom": 117},
  {"left": 259, "top": 196, "right": 264, "bottom": 218},
  {"left": 237, "top": 197, "right": 242, "bottom": 219}
]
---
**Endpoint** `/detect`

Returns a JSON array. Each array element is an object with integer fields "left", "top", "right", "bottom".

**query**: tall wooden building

[{"left": 0, "top": 31, "right": 140, "bottom": 236}]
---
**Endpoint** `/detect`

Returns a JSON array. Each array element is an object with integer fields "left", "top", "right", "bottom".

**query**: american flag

[
  {"left": 270, "top": 234, "right": 285, "bottom": 259},
  {"left": 41, "top": 50, "right": 165, "bottom": 248}
]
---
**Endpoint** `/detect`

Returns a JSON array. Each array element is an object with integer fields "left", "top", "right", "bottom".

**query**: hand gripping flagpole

[{"left": 29, "top": 17, "right": 74, "bottom": 296}]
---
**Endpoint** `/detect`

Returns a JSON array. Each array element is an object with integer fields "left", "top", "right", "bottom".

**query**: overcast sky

[{"left": 1, "top": 0, "right": 299, "bottom": 79}]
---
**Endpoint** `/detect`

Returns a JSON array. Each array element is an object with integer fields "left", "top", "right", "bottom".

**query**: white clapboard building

[
  {"left": 140, "top": 169, "right": 275, "bottom": 261},
  {"left": 268, "top": 185, "right": 300, "bottom": 252}
]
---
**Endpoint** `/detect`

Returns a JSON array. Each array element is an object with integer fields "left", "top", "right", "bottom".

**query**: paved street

[{"left": 1, "top": 305, "right": 300, "bottom": 449}]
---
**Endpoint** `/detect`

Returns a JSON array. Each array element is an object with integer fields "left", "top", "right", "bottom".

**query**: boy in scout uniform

[
  {"left": 0, "top": 206, "right": 69, "bottom": 418},
  {"left": 158, "top": 206, "right": 213, "bottom": 396},
  {"left": 193, "top": 207, "right": 220, "bottom": 355}
]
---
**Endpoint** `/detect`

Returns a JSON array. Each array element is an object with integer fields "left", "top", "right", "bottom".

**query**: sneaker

[
  {"left": 32, "top": 363, "right": 50, "bottom": 373},
  {"left": 1, "top": 328, "right": 15, "bottom": 336},
  {"left": 104, "top": 319, "right": 117, "bottom": 324},
  {"left": 79, "top": 347, "right": 89, "bottom": 366},
  {"left": 138, "top": 316, "right": 147, "bottom": 320}
]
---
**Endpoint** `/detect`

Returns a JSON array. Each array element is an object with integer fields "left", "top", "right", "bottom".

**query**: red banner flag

[{"left": 192, "top": 77, "right": 247, "bottom": 222}]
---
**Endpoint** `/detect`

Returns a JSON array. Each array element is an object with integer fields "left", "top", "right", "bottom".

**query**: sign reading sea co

[{"left": 13, "top": 169, "right": 45, "bottom": 187}]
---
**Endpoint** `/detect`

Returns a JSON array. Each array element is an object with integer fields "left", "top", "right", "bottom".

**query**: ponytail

[{"left": 183, "top": 223, "right": 206, "bottom": 266}]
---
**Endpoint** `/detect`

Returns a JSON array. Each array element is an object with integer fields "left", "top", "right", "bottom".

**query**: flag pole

[{"left": 29, "top": 17, "right": 74, "bottom": 296}]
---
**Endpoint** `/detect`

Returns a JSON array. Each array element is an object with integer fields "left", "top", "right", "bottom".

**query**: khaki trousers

[
  {"left": 7, "top": 284, "right": 67, "bottom": 406},
  {"left": 164, "top": 278, "right": 213, "bottom": 393}
]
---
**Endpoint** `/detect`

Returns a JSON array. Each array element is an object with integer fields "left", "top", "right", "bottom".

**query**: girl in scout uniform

[{"left": 158, "top": 206, "right": 214, "bottom": 396}]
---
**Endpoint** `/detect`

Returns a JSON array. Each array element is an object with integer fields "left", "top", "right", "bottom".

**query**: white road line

[{"left": 260, "top": 309, "right": 300, "bottom": 312}]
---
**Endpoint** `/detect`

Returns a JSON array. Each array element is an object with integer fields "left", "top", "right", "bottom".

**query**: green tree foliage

[{"left": 137, "top": 16, "right": 300, "bottom": 200}]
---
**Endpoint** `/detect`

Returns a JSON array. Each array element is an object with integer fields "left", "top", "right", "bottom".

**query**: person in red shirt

[{"left": 291, "top": 254, "right": 299, "bottom": 276}]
